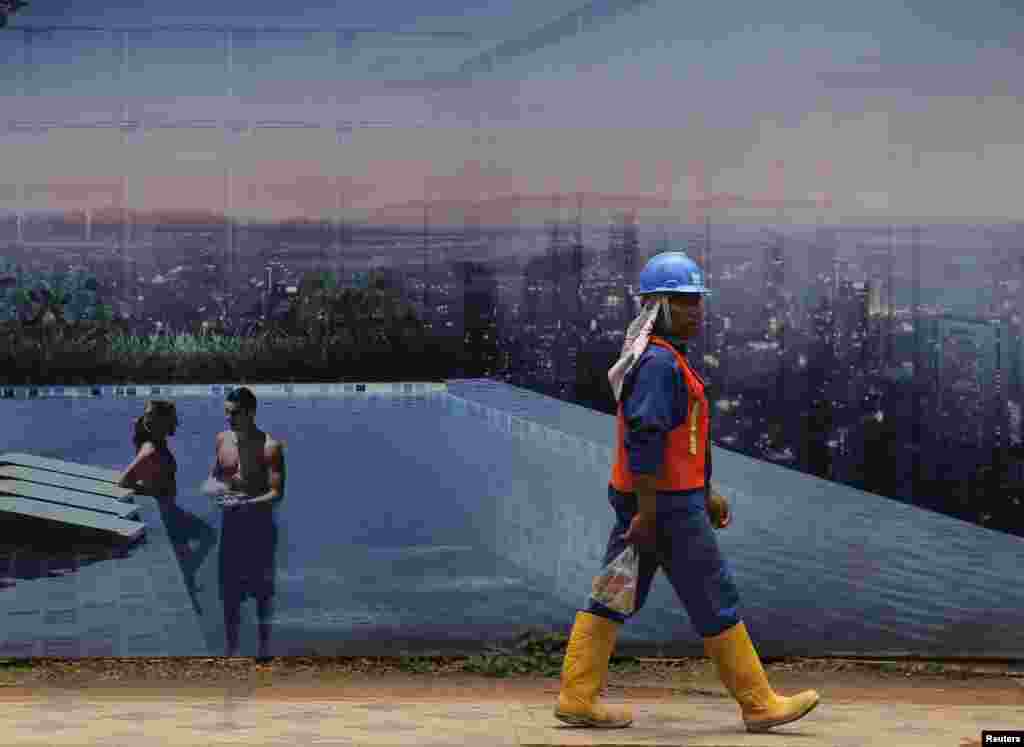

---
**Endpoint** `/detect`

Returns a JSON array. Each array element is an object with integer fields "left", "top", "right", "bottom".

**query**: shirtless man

[
  {"left": 209, "top": 387, "right": 285, "bottom": 658},
  {"left": 210, "top": 387, "right": 286, "bottom": 508}
]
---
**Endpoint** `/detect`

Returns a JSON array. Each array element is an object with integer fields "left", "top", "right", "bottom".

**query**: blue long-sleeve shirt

[{"left": 618, "top": 335, "right": 713, "bottom": 494}]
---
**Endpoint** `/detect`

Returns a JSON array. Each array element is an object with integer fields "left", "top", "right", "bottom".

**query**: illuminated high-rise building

[
  {"left": 934, "top": 315, "right": 1003, "bottom": 450},
  {"left": 809, "top": 227, "right": 838, "bottom": 308},
  {"left": 761, "top": 233, "right": 786, "bottom": 340},
  {"left": 866, "top": 277, "right": 889, "bottom": 317},
  {"left": 608, "top": 211, "right": 640, "bottom": 328},
  {"left": 455, "top": 260, "right": 500, "bottom": 378}
]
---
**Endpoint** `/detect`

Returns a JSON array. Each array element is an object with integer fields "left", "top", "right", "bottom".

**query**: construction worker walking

[{"left": 554, "top": 251, "right": 820, "bottom": 733}]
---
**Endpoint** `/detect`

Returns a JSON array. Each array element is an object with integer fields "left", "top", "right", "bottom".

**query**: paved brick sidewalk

[{"left": 0, "top": 692, "right": 1013, "bottom": 746}]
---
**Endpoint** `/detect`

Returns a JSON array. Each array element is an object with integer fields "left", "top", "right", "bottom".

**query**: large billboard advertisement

[{"left": 2, "top": 15, "right": 1023, "bottom": 662}]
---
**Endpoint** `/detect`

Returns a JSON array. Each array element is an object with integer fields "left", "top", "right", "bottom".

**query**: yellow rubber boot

[
  {"left": 554, "top": 612, "right": 633, "bottom": 728},
  {"left": 704, "top": 622, "right": 820, "bottom": 732}
]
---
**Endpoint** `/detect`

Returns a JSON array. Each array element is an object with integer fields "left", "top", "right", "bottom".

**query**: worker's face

[{"left": 663, "top": 294, "right": 704, "bottom": 339}]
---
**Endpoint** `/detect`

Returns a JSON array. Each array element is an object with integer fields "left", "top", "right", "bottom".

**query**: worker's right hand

[
  {"left": 706, "top": 489, "right": 731, "bottom": 530},
  {"left": 622, "top": 511, "right": 658, "bottom": 549}
]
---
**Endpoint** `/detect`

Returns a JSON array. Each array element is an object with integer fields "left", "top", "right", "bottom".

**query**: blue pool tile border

[
  {"left": 0, "top": 382, "right": 448, "bottom": 399},
  {"left": 443, "top": 393, "right": 614, "bottom": 471},
  {"left": 0, "top": 379, "right": 610, "bottom": 469}
]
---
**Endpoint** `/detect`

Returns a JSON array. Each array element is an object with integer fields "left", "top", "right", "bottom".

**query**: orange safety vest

[{"left": 610, "top": 335, "right": 709, "bottom": 493}]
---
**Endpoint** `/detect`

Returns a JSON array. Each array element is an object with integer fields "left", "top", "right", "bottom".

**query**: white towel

[{"left": 607, "top": 297, "right": 668, "bottom": 403}]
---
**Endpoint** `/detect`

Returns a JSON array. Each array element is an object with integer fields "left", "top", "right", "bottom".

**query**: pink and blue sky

[{"left": 1, "top": 0, "right": 1022, "bottom": 226}]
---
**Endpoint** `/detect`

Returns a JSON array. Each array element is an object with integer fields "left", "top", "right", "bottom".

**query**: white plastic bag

[{"left": 589, "top": 546, "right": 639, "bottom": 615}]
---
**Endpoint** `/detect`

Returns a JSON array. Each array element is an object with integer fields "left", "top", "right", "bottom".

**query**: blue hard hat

[{"left": 637, "top": 252, "right": 712, "bottom": 296}]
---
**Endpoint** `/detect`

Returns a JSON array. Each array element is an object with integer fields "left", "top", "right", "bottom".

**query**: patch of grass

[
  {"left": 397, "top": 656, "right": 433, "bottom": 675},
  {"left": 0, "top": 654, "right": 1008, "bottom": 687},
  {"left": 462, "top": 654, "right": 523, "bottom": 678},
  {"left": 0, "top": 659, "right": 34, "bottom": 671},
  {"left": 461, "top": 630, "right": 569, "bottom": 678},
  {"left": 608, "top": 658, "right": 646, "bottom": 675}
]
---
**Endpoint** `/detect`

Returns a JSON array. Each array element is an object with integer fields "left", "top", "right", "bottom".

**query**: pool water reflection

[{"left": 0, "top": 394, "right": 579, "bottom": 656}]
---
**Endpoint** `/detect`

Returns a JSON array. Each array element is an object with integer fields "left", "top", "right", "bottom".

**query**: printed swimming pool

[
  {"left": 3, "top": 379, "right": 1024, "bottom": 659},
  {"left": 0, "top": 388, "right": 586, "bottom": 656}
]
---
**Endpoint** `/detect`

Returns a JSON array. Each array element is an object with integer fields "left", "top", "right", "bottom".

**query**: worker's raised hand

[{"left": 622, "top": 511, "right": 658, "bottom": 549}]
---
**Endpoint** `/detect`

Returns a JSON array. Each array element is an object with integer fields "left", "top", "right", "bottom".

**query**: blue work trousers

[{"left": 585, "top": 484, "right": 741, "bottom": 638}]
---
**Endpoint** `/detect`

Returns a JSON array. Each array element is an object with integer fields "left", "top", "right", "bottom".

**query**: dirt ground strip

[{"left": 0, "top": 656, "right": 1021, "bottom": 707}]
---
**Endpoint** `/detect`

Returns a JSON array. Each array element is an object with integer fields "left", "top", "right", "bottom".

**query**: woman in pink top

[
  {"left": 119, "top": 400, "right": 178, "bottom": 499},
  {"left": 119, "top": 400, "right": 216, "bottom": 600}
]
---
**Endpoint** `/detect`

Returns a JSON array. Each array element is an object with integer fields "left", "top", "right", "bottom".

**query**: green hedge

[{"left": 0, "top": 330, "right": 452, "bottom": 385}]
